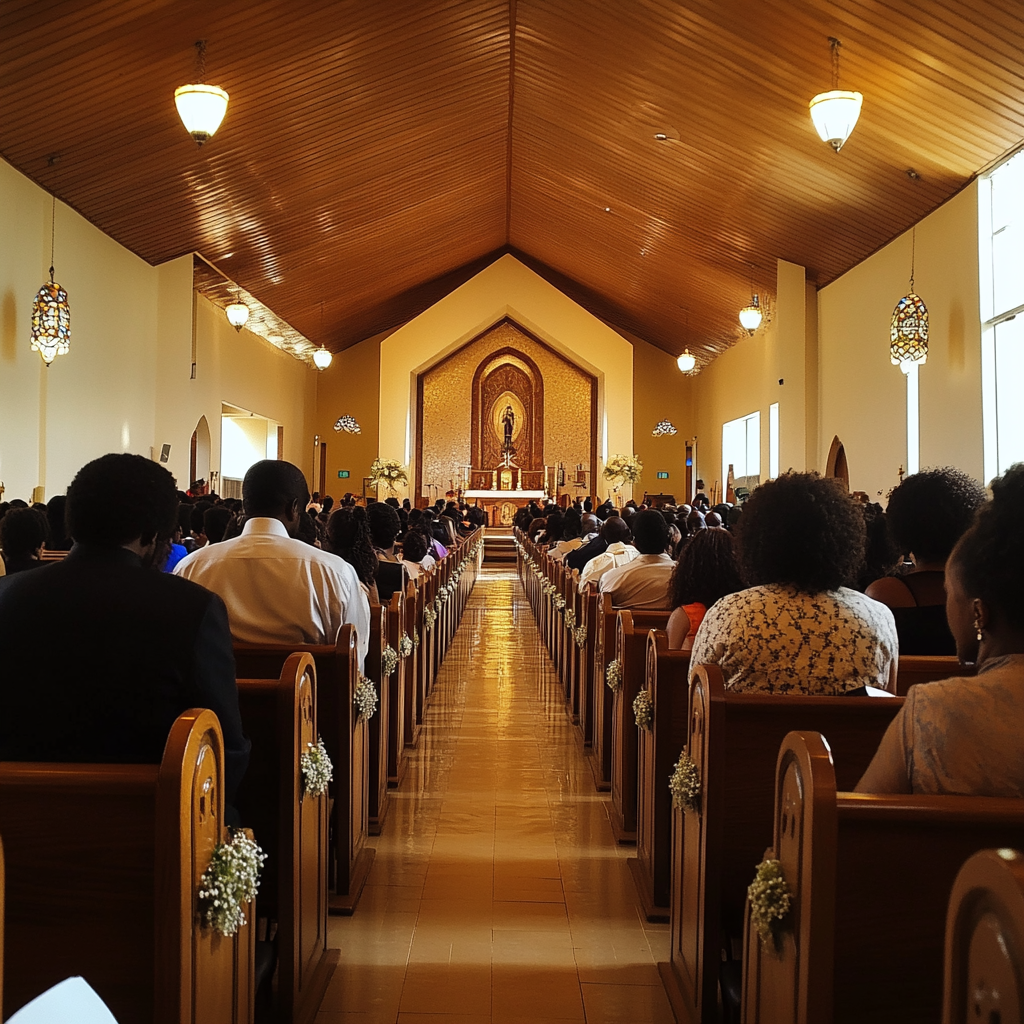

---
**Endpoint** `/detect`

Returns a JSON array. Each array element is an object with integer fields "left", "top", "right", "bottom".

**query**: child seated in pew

[
  {"left": 690, "top": 472, "right": 898, "bottom": 694},
  {"left": 857, "top": 463, "right": 1024, "bottom": 796},
  {"left": 666, "top": 528, "right": 743, "bottom": 652}
]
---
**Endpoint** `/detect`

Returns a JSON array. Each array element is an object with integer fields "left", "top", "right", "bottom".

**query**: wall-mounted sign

[
  {"left": 338, "top": 470, "right": 350, "bottom": 478},
  {"left": 657, "top": 471, "right": 669, "bottom": 479}
]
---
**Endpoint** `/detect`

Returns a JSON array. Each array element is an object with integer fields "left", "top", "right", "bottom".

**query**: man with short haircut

[
  {"left": 0, "top": 454, "right": 250, "bottom": 800},
  {"left": 175, "top": 460, "right": 370, "bottom": 665},
  {"left": 565, "top": 513, "right": 605, "bottom": 572},
  {"left": 598, "top": 509, "right": 675, "bottom": 609},
  {"left": 578, "top": 516, "right": 639, "bottom": 591}
]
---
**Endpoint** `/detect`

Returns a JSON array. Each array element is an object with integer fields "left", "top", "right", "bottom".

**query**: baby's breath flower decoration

[
  {"left": 198, "top": 829, "right": 266, "bottom": 938},
  {"left": 438, "top": 587, "right": 449, "bottom": 604},
  {"left": 423, "top": 606, "right": 437, "bottom": 631},
  {"left": 413, "top": 627, "right": 421, "bottom": 648},
  {"left": 606, "top": 658, "right": 622, "bottom": 692},
  {"left": 434, "top": 596, "right": 443, "bottom": 612},
  {"left": 566, "top": 608, "right": 577, "bottom": 631},
  {"left": 300, "top": 736, "right": 334, "bottom": 798},
  {"left": 748, "top": 858, "right": 793, "bottom": 946},
  {"left": 368, "top": 458, "right": 408, "bottom": 496},
  {"left": 399, "top": 633, "right": 414, "bottom": 658},
  {"left": 554, "top": 594, "right": 566, "bottom": 611},
  {"left": 573, "top": 625, "right": 587, "bottom": 648},
  {"left": 382, "top": 644, "right": 399, "bottom": 677},
  {"left": 633, "top": 688, "right": 653, "bottom": 730},
  {"left": 354, "top": 674, "right": 378, "bottom": 720},
  {"left": 669, "top": 751, "right": 701, "bottom": 813}
]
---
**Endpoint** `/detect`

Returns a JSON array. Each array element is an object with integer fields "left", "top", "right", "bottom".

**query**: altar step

[{"left": 483, "top": 531, "right": 517, "bottom": 565}]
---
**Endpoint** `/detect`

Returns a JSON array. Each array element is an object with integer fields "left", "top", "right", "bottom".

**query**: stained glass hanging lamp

[
  {"left": 174, "top": 41, "right": 229, "bottom": 146},
  {"left": 30, "top": 197, "right": 71, "bottom": 367},
  {"left": 809, "top": 38, "right": 863, "bottom": 153},
  {"left": 890, "top": 227, "right": 928, "bottom": 372}
]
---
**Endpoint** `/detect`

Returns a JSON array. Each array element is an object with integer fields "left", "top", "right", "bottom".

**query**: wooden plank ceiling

[{"left": 1, "top": 0, "right": 1023, "bottom": 365}]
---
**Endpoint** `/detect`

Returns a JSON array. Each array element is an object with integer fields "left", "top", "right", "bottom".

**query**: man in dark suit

[
  {"left": 0, "top": 453, "right": 249, "bottom": 801},
  {"left": 565, "top": 514, "right": 606, "bottom": 572}
]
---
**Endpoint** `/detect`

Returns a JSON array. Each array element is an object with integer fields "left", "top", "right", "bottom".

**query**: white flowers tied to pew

[
  {"left": 368, "top": 458, "right": 407, "bottom": 496},
  {"left": 413, "top": 627, "right": 421, "bottom": 647},
  {"left": 198, "top": 829, "right": 266, "bottom": 938},
  {"left": 573, "top": 625, "right": 587, "bottom": 648},
  {"left": 602, "top": 453, "right": 643, "bottom": 493},
  {"left": 399, "top": 633, "right": 414, "bottom": 658},
  {"left": 606, "top": 659, "right": 622, "bottom": 692},
  {"left": 300, "top": 736, "right": 333, "bottom": 798},
  {"left": 669, "top": 751, "right": 700, "bottom": 813},
  {"left": 424, "top": 606, "right": 437, "bottom": 630},
  {"left": 633, "top": 688, "right": 653, "bottom": 730},
  {"left": 748, "top": 858, "right": 793, "bottom": 947},
  {"left": 354, "top": 674, "right": 378, "bottom": 720},
  {"left": 382, "top": 644, "right": 399, "bottom": 677}
]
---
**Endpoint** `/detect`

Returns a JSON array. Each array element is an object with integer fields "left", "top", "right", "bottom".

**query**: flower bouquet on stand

[
  {"left": 602, "top": 454, "right": 643, "bottom": 497},
  {"left": 368, "top": 458, "right": 408, "bottom": 496}
]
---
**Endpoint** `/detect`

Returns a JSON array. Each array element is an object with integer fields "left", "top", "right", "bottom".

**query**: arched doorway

[
  {"left": 190, "top": 415, "right": 212, "bottom": 489},
  {"left": 825, "top": 435, "right": 850, "bottom": 491}
]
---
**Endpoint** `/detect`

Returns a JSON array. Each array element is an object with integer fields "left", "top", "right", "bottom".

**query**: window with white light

[
  {"left": 980, "top": 148, "right": 1024, "bottom": 481},
  {"left": 768, "top": 403, "right": 779, "bottom": 479},
  {"left": 722, "top": 411, "right": 760, "bottom": 490}
]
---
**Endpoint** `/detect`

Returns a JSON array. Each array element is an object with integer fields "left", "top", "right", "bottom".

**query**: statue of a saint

[{"left": 501, "top": 405, "right": 515, "bottom": 448}]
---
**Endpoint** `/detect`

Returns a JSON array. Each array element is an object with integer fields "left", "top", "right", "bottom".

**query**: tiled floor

[{"left": 316, "top": 567, "right": 674, "bottom": 1024}]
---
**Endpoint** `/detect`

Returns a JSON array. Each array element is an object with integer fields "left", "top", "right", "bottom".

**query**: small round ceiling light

[
  {"left": 174, "top": 41, "right": 229, "bottom": 146},
  {"left": 809, "top": 38, "right": 862, "bottom": 153},
  {"left": 739, "top": 295, "right": 763, "bottom": 333},
  {"left": 313, "top": 346, "right": 333, "bottom": 370},
  {"left": 225, "top": 302, "right": 249, "bottom": 331},
  {"left": 676, "top": 349, "right": 697, "bottom": 373}
]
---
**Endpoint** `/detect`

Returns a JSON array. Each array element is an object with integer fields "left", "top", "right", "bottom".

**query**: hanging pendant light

[
  {"left": 174, "top": 41, "right": 229, "bottom": 146},
  {"left": 313, "top": 346, "right": 333, "bottom": 370},
  {"left": 677, "top": 310, "right": 698, "bottom": 374},
  {"left": 225, "top": 299, "right": 249, "bottom": 331},
  {"left": 890, "top": 227, "right": 928, "bottom": 372},
  {"left": 809, "top": 38, "right": 863, "bottom": 153},
  {"left": 738, "top": 266, "right": 763, "bottom": 333},
  {"left": 30, "top": 197, "right": 71, "bottom": 367}
]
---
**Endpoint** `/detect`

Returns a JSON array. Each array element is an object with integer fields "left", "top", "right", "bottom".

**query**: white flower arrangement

[
  {"left": 413, "top": 627, "right": 421, "bottom": 648},
  {"left": 382, "top": 644, "right": 399, "bottom": 677},
  {"left": 603, "top": 453, "right": 643, "bottom": 491},
  {"left": 565, "top": 608, "right": 576, "bottom": 630},
  {"left": 434, "top": 596, "right": 443, "bottom": 613},
  {"left": 669, "top": 751, "right": 701, "bottom": 813},
  {"left": 300, "top": 736, "right": 334, "bottom": 798},
  {"left": 748, "top": 858, "right": 793, "bottom": 946},
  {"left": 573, "top": 625, "right": 587, "bottom": 648},
  {"left": 198, "top": 829, "right": 266, "bottom": 938},
  {"left": 423, "top": 606, "right": 437, "bottom": 630},
  {"left": 606, "top": 658, "right": 622, "bottom": 692},
  {"left": 354, "top": 674, "right": 378, "bottom": 720},
  {"left": 399, "top": 633, "right": 414, "bottom": 658},
  {"left": 438, "top": 587, "right": 449, "bottom": 604},
  {"left": 633, "top": 688, "right": 653, "bottom": 730},
  {"left": 554, "top": 594, "right": 566, "bottom": 611},
  {"left": 368, "top": 458, "right": 408, "bottom": 495}
]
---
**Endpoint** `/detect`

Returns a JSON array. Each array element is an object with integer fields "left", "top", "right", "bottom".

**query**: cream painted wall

[
  {"left": 313, "top": 330, "right": 384, "bottom": 499},
  {"left": 378, "top": 254, "right": 633, "bottom": 500},
  {"left": 818, "top": 183, "right": 983, "bottom": 499}
]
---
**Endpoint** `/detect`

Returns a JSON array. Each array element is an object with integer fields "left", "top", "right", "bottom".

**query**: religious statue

[{"left": 501, "top": 404, "right": 515, "bottom": 448}]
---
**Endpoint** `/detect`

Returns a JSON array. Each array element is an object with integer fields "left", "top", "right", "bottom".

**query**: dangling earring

[{"left": 974, "top": 617, "right": 984, "bottom": 642}]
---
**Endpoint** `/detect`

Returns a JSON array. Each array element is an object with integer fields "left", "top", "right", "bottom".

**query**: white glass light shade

[
  {"left": 174, "top": 83, "right": 229, "bottom": 145},
  {"left": 313, "top": 346, "right": 333, "bottom": 370},
  {"left": 676, "top": 349, "right": 696, "bottom": 373},
  {"left": 225, "top": 302, "right": 249, "bottom": 330},
  {"left": 809, "top": 90, "right": 863, "bottom": 152},
  {"left": 739, "top": 296, "right": 763, "bottom": 333}
]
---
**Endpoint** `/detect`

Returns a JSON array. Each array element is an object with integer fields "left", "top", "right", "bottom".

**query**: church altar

[{"left": 464, "top": 489, "right": 546, "bottom": 526}]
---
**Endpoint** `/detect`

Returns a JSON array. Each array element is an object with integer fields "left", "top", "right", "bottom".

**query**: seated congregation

[
  {"left": 516, "top": 461, "right": 1024, "bottom": 1023},
  {"left": 0, "top": 454, "right": 483, "bottom": 1022}
]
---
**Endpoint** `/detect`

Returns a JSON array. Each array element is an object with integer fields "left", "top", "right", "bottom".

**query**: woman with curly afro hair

[
  {"left": 690, "top": 472, "right": 898, "bottom": 694},
  {"left": 666, "top": 528, "right": 744, "bottom": 651},
  {"left": 866, "top": 467, "right": 987, "bottom": 655},
  {"left": 858, "top": 463, "right": 1024, "bottom": 795}
]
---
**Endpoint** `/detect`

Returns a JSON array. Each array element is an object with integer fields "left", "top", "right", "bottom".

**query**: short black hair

[
  {"left": 242, "top": 460, "right": 309, "bottom": 518},
  {"left": 366, "top": 501, "right": 401, "bottom": 548},
  {"left": 203, "top": 505, "right": 234, "bottom": 544},
  {"left": 669, "top": 528, "right": 744, "bottom": 609},
  {"left": 66, "top": 453, "right": 178, "bottom": 547},
  {"left": 952, "top": 463, "right": 1024, "bottom": 630},
  {"left": 885, "top": 467, "right": 987, "bottom": 563},
  {"left": 737, "top": 472, "right": 865, "bottom": 592},
  {"left": 0, "top": 507, "right": 49, "bottom": 558},
  {"left": 601, "top": 516, "right": 632, "bottom": 544},
  {"left": 632, "top": 509, "right": 670, "bottom": 555},
  {"left": 402, "top": 530, "right": 428, "bottom": 562}
]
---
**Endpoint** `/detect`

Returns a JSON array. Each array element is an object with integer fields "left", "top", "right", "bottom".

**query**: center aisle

[{"left": 316, "top": 566, "right": 673, "bottom": 1024}]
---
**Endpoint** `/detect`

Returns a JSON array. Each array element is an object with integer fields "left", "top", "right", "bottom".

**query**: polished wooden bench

[
  {"left": 576, "top": 582, "right": 599, "bottom": 750},
  {"left": 660, "top": 666, "right": 903, "bottom": 1024},
  {"left": 236, "top": 653, "right": 338, "bottom": 1024},
  {"left": 896, "top": 654, "right": 972, "bottom": 696},
  {"left": 234, "top": 624, "right": 373, "bottom": 915},
  {"left": 404, "top": 577, "right": 422, "bottom": 749},
  {"left": 0, "top": 709, "right": 254, "bottom": 1024},
  {"left": 629, "top": 630, "right": 690, "bottom": 921},
  {"left": 608, "top": 608, "right": 672, "bottom": 844},
  {"left": 385, "top": 587, "right": 409, "bottom": 786},
  {"left": 741, "top": 731, "right": 1024, "bottom": 1024},
  {"left": 363, "top": 600, "right": 389, "bottom": 835},
  {"left": 588, "top": 591, "right": 616, "bottom": 792},
  {"left": 944, "top": 847, "right": 1024, "bottom": 1024}
]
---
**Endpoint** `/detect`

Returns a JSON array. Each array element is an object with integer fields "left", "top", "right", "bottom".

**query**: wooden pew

[
  {"left": 740, "top": 731, "right": 1024, "bottom": 1024},
  {"left": 629, "top": 630, "right": 690, "bottom": 922},
  {"left": 385, "top": 587, "right": 408, "bottom": 787},
  {"left": 944, "top": 848, "right": 1024, "bottom": 1024},
  {"left": 896, "top": 654, "right": 972, "bottom": 696},
  {"left": 364, "top": 600, "right": 389, "bottom": 835},
  {"left": 403, "top": 577, "right": 422, "bottom": 749},
  {"left": 660, "top": 666, "right": 903, "bottom": 1024},
  {"left": 417, "top": 565, "right": 436, "bottom": 723},
  {"left": 576, "top": 582, "right": 599, "bottom": 750},
  {"left": 608, "top": 608, "right": 672, "bottom": 844},
  {"left": 234, "top": 624, "right": 374, "bottom": 915},
  {"left": 588, "top": 592, "right": 617, "bottom": 792},
  {"left": 0, "top": 709, "right": 254, "bottom": 1024},
  {"left": 236, "top": 653, "right": 338, "bottom": 1024}
]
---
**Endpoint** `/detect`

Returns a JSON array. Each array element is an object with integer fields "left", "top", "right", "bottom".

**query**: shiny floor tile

[{"left": 316, "top": 567, "right": 671, "bottom": 1023}]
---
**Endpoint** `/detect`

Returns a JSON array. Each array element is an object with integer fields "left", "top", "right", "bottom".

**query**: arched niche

[
  {"left": 190, "top": 415, "right": 212, "bottom": 488},
  {"left": 825, "top": 435, "right": 850, "bottom": 491},
  {"left": 471, "top": 346, "right": 545, "bottom": 472}
]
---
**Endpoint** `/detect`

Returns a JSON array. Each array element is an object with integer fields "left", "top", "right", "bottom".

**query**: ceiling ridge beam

[{"left": 505, "top": 0, "right": 517, "bottom": 243}]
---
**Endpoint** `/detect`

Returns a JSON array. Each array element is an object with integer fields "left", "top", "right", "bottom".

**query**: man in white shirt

[
  {"left": 175, "top": 460, "right": 370, "bottom": 665},
  {"left": 578, "top": 517, "right": 638, "bottom": 590},
  {"left": 599, "top": 510, "right": 674, "bottom": 609}
]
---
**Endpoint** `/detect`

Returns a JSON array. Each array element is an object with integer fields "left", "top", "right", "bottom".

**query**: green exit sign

[
  {"left": 657, "top": 472, "right": 669, "bottom": 479},
  {"left": 337, "top": 470, "right": 350, "bottom": 479}
]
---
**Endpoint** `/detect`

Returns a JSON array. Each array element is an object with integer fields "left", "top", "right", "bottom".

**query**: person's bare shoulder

[{"left": 865, "top": 575, "right": 915, "bottom": 609}]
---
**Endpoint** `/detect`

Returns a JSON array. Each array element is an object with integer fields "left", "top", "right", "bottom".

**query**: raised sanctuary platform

[{"left": 464, "top": 490, "right": 545, "bottom": 526}]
